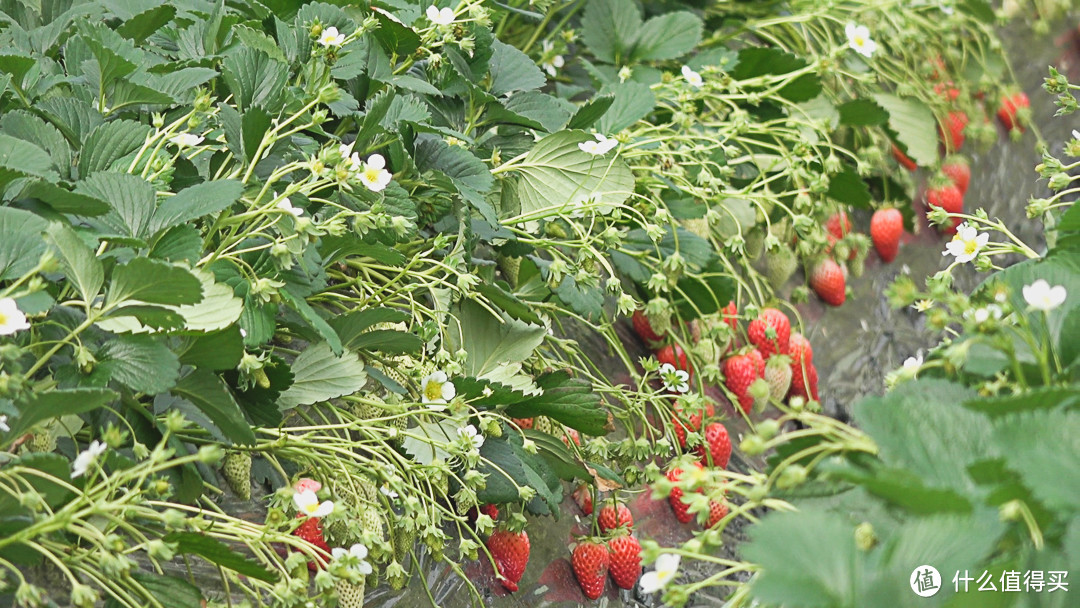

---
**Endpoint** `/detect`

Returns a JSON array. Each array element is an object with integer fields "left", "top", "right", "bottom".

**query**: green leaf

[
  {"left": 821, "top": 462, "right": 972, "bottom": 514},
  {"left": 962, "top": 387, "right": 1080, "bottom": 418},
  {"left": 504, "top": 371, "right": 613, "bottom": 436},
  {"left": 476, "top": 432, "right": 562, "bottom": 515},
  {"left": 580, "top": 0, "right": 642, "bottom": 64},
  {"left": 149, "top": 224, "right": 202, "bottom": 263},
  {"left": 596, "top": 82, "right": 654, "bottom": 134},
  {"left": 993, "top": 410, "right": 1080, "bottom": 512},
  {"left": 853, "top": 379, "right": 991, "bottom": 497},
  {"left": 2, "top": 389, "right": 117, "bottom": 447},
  {"left": 488, "top": 39, "right": 545, "bottom": 96},
  {"left": 0, "top": 206, "right": 49, "bottom": 281},
  {"left": 328, "top": 307, "right": 410, "bottom": 349},
  {"left": 475, "top": 282, "right": 543, "bottom": 325},
  {"left": 116, "top": 4, "right": 176, "bottom": 43},
  {"left": 76, "top": 171, "right": 156, "bottom": 239},
  {"left": 43, "top": 224, "right": 103, "bottom": 304},
  {"left": 732, "top": 47, "right": 821, "bottom": 102},
  {"left": 631, "top": 11, "right": 702, "bottom": 61},
  {"left": 107, "top": 258, "right": 203, "bottom": 307},
  {"left": 401, "top": 417, "right": 458, "bottom": 466},
  {"left": 233, "top": 24, "right": 288, "bottom": 64},
  {"left": 20, "top": 181, "right": 110, "bottom": 216},
  {"left": 148, "top": 180, "right": 243, "bottom": 235},
  {"left": 553, "top": 275, "right": 603, "bottom": 320},
  {"left": 873, "top": 93, "right": 938, "bottom": 168},
  {"left": 505, "top": 130, "right": 635, "bottom": 223},
  {"left": 838, "top": 98, "right": 889, "bottom": 126},
  {"left": 280, "top": 288, "right": 342, "bottom": 355},
  {"left": 129, "top": 572, "right": 203, "bottom": 608},
  {"left": 413, "top": 136, "right": 495, "bottom": 223},
  {"left": 567, "top": 94, "right": 614, "bottom": 130},
  {"left": 488, "top": 91, "right": 572, "bottom": 133},
  {"left": 220, "top": 46, "right": 288, "bottom": 112},
  {"left": 523, "top": 429, "right": 592, "bottom": 482},
  {"left": 38, "top": 97, "right": 104, "bottom": 145},
  {"left": 276, "top": 342, "right": 366, "bottom": 410},
  {"left": 446, "top": 300, "right": 546, "bottom": 392},
  {"left": 78, "top": 120, "right": 152, "bottom": 178},
  {"left": 101, "top": 270, "right": 244, "bottom": 334},
  {"left": 162, "top": 532, "right": 277, "bottom": 582},
  {"left": 0, "top": 52, "right": 36, "bottom": 88},
  {"left": 826, "top": 167, "right": 872, "bottom": 209},
  {"left": 1, "top": 110, "right": 72, "bottom": 178},
  {"left": 0, "top": 133, "right": 58, "bottom": 191},
  {"left": 349, "top": 329, "right": 423, "bottom": 355},
  {"left": 178, "top": 328, "right": 244, "bottom": 371},
  {"left": 98, "top": 335, "right": 180, "bottom": 394},
  {"left": 171, "top": 370, "right": 256, "bottom": 445},
  {"left": 958, "top": 0, "right": 996, "bottom": 23},
  {"left": 744, "top": 511, "right": 862, "bottom": 606}
]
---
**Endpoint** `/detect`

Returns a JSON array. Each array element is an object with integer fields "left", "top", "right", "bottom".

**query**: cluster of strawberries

[
  {"left": 891, "top": 65, "right": 1030, "bottom": 241},
  {"left": 566, "top": 501, "right": 644, "bottom": 599}
]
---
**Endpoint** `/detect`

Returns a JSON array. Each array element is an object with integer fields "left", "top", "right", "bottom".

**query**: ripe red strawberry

[
  {"left": 480, "top": 503, "right": 499, "bottom": 519},
  {"left": 598, "top": 503, "right": 633, "bottom": 534},
  {"left": 747, "top": 307, "right": 791, "bottom": 358},
  {"left": 707, "top": 499, "right": 729, "bottom": 527},
  {"left": 723, "top": 350, "right": 764, "bottom": 414},
  {"left": 631, "top": 310, "right": 664, "bottom": 344},
  {"left": 764, "top": 355, "right": 793, "bottom": 402},
  {"left": 656, "top": 344, "right": 691, "bottom": 375},
  {"left": 722, "top": 301, "right": 738, "bottom": 332},
  {"left": 672, "top": 411, "right": 702, "bottom": 450},
  {"left": 934, "top": 82, "right": 960, "bottom": 102},
  {"left": 891, "top": 143, "right": 918, "bottom": 171},
  {"left": 825, "top": 212, "right": 851, "bottom": 239},
  {"left": 870, "top": 208, "right": 903, "bottom": 263},
  {"left": 926, "top": 183, "right": 964, "bottom": 233},
  {"left": 696, "top": 422, "right": 732, "bottom": 469},
  {"left": 572, "top": 483, "right": 593, "bottom": 515},
  {"left": 789, "top": 362, "right": 820, "bottom": 402},
  {"left": 666, "top": 467, "right": 693, "bottom": 524},
  {"left": 997, "top": 91, "right": 1029, "bottom": 132},
  {"left": 808, "top": 259, "right": 846, "bottom": 307},
  {"left": 571, "top": 540, "right": 609, "bottom": 600},
  {"left": 293, "top": 517, "right": 331, "bottom": 571},
  {"left": 487, "top": 529, "right": 530, "bottom": 592},
  {"left": 563, "top": 427, "right": 581, "bottom": 447},
  {"left": 607, "top": 534, "right": 642, "bottom": 590},
  {"left": 941, "top": 157, "right": 971, "bottom": 194},
  {"left": 511, "top": 418, "right": 534, "bottom": 430},
  {"left": 940, "top": 110, "right": 968, "bottom": 152},
  {"left": 788, "top": 333, "right": 813, "bottom": 368}
]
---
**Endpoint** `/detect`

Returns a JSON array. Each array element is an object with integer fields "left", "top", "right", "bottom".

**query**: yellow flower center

[
  {"left": 304, "top": 502, "right": 321, "bottom": 515},
  {"left": 964, "top": 240, "right": 978, "bottom": 255},
  {"left": 424, "top": 380, "right": 443, "bottom": 401},
  {"left": 363, "top": 167, "right": 382, "bottom": 182},
  {"left": 854, "top": 36, "right": 865, "bottom": 46},
  {"left": 0, "top": 311, "right": 7, "bottom": 326}
]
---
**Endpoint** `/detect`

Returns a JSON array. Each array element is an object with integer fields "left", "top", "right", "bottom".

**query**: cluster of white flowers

[
  {"left": 72, "top": 440, "right": 107, "bottom": 478},
  {"left": 340, "top": 143, "right": 394, "bottom": 192},
  {"left": 541, "top": 40, "right": 565, "bottom": 77},
  {"left": 331, "top": 543, "right": 373, "bottom": 575}
]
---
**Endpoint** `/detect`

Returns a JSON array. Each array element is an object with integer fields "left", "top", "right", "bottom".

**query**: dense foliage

[{"left": 0, "top": 0, "right": 1067, "bottom": 606}]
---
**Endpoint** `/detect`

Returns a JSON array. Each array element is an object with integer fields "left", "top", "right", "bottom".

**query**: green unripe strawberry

[
  {"left": 335, "top": 579, "right": 365, "bottom": 608},
  {"left": 766, "top": 244, "right": 798, "bottom": 288},
  {"left": 222, "top": 452, "right": 251, "bottom": 500}
]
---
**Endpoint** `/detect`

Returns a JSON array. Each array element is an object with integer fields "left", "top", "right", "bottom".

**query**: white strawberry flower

[
  {"left": 275, "top": 196, "right": 303, "bottom": 217},
  {"left": 421, "top": 370, "right": 456, "bottom": 407},
  {"left": 845, "top": 23, "right": 877, "bottom": 58},
  {"left": 318, "top": 26, "right": 345, "bottom": 48},
  {"left": 942, "top": 223, "right": 988, "bottom": 264},
  {"left": 577, "top": 134, "right": 618, "bottom": 155},
  {"left": 293, "top": 489, "right": 334, "bottom": 518},
  {"left": 681, "top": 65, "right": 703, "bottom": 88},
  {"left": 457, "top": 424, "right": 485, "bottom": 450},
  {"left": 640, "top": 553, "right": 680, "bottom": 594},
  {"left": 0, "top": 415, "right": 9, "bottom": 433},
  {"left": 426, "top": 5, "right": 455, "bottom": 26},
  {"left": 332, "top": 543, "right": 373, "bottom": 575},
  {"left": 1023, "top": 279, "right": 1067, "bottom": 312},
  {"left": 540, "top": 40, "right": 565, "bottom": 77},
  {"left": 0, "top": 298, "right": 30, "bottom": 336},
  {"left": 659, "top": 362, "right": 690, "bottom": 394},
  {"left": 71, "top": 440, "right": 108, "bottom": 478},
  {"left": 169, "top": 133, "right": 204, "bottom": 148},
  {"left": 359, "top": 154, "right": 393, "bottom": 192}
]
